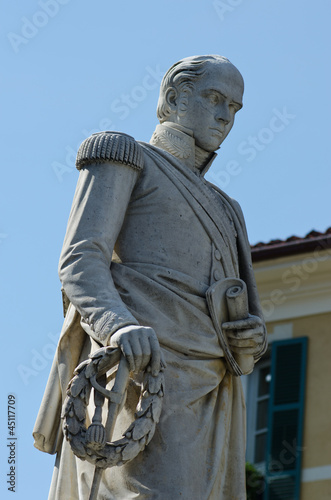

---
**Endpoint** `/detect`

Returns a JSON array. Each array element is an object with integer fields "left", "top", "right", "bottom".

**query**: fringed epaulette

[{"left": 76, "top": 131, "right": 144, "bottom": 171}]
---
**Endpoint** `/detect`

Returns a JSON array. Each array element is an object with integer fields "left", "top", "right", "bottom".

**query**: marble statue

[{"left": 33, "top": 55, "right": 267, "bottom": 500}]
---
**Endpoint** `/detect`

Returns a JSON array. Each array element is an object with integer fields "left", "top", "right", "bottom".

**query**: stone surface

[{"left": 34, "top": 55, "right": 267, "bottom": 499}]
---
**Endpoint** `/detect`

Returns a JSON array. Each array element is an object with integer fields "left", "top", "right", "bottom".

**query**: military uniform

[{"left": 34, "top": 123, "right": 267, "bottom": 499}]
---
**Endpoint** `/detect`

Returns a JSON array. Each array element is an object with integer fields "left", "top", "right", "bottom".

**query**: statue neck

[{"left": 150, "top": 121, "right": 217, "bottom": 176}]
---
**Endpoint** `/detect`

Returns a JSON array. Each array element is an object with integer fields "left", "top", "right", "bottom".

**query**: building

[{"left": 244, "top": 228, "right": 331, "bottom": 499}]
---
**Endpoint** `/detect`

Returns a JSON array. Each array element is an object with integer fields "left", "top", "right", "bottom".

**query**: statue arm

[
  {"left": 232, "top": 199, "right": 268, "bottom": 358},
  {"left": 217, "top": 196, "right": 268, "bottom": 361},
  {"left": 59, "top": 161, "right": 141, "bottom": 346}
]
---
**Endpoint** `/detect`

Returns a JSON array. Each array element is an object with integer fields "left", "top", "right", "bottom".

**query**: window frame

[
  {"left": 265, "top": 337, "right": 308, "bottom": 500},
  {"left": 246, "top": 337, "right": 308, "bottom": 499},
  {"left": 246, "top": 356, "right": 271, "bottom": 472}
]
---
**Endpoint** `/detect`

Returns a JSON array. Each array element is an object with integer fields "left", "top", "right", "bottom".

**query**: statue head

[{"left": 157, "top": 55, "right": 244, "bottom": 152}]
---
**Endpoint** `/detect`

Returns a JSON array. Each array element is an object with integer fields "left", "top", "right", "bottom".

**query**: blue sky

[{"left": 1, "top": 1, "right": 330, "bottom": 498}]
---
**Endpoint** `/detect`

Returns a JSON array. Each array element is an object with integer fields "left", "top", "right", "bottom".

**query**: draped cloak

[{"left": 33, "top": 124, "right": 267, "bottom": 500}]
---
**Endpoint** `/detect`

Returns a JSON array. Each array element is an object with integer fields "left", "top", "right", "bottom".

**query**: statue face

[{"left": 175, "top": 62, "right": 244, "bottom": 152}]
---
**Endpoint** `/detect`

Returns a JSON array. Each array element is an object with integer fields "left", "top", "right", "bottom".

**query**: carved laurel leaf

[
  {"left": 135, "top": 393, "right": 152, "bottom": 416},
  {"left": 145, "top": 372, "right": 164, "bottom": 395},
  {"left": 151, "top": 398, "right": 162, "bottom": 422},
  {"left": 73, "top": 397, "right": 86, "bottom": 421},
  {"left": 61, "top": 396, "right": 73, "bottom": 419},
  {"left": 66, "top": 416, "right": 81, "bottom": 435},
  {"left": 71, "top": 435, "right": 87, "bottom": 459},
  {"left": 145, "top": 423, "right": 156, "bottom": 446},
  {"left": 121, "top": 439, "right": 142, "bottom": 462},
  {"left": 131, "top": 416, "right": 153, "bottom": 441},
  {"left": 158, "top": 130, "right": 191, "bottom": 159},
  {"left": 82, "top": 385, "right": 92, "bottom": 405},
  {"left": 69, "top": 374, "right": 88, "bottom": 398}
]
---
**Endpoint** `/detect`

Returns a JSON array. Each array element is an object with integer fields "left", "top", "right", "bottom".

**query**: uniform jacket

[{"left": 33, "top": 123, "right": 267, "bottom": 499}]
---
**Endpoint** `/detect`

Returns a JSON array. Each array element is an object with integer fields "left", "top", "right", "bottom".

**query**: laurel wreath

[{"left": 62, "top": 346, "right": 165, "bottom": 469}]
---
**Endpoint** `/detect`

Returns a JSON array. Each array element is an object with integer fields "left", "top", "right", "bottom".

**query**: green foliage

[{"left": 246, "top": 462, "right": 264, "bottom": 500}]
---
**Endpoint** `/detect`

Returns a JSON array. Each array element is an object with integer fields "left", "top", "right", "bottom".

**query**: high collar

[{"left": 150, "top": 121, "right": 217, "bottom": 177}]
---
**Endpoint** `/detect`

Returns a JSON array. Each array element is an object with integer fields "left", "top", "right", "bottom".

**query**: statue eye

[
  {"left": 208, "top": 93, "right": 219, "bottom": 105},
  {"left": 230, "top": 103, "right": 241, "bottom": 113}
]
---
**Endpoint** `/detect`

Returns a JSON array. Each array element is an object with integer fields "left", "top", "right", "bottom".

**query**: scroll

[{"left": 206, "top": 277, "right": 255, "bottom": 376}]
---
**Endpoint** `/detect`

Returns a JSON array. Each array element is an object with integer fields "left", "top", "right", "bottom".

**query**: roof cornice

[{"left": 251, "top": 229, "right": 331, "bottom": 262}]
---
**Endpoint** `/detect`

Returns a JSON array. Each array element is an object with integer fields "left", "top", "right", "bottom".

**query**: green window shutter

[{"left": 265, "top": 337, "right": 308, "bottom": 500}]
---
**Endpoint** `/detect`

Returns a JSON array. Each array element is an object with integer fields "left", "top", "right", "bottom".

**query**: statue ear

[
  {"left": 165, "top": 87, "right": 178, "bottom": 112},
  {"left": 165, "top": 87, "right": 188, "bottom": 118}
]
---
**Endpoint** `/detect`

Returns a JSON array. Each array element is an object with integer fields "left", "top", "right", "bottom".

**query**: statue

[{"left": 33, "top": 55, "right": 267, "bottom": 499}]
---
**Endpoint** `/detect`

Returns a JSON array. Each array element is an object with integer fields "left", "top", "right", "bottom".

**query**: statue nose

[{"left": 216, "top": 104, "right": 231, "bottom": 124}]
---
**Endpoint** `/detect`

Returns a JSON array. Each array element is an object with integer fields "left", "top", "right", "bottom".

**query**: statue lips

[
  {"left": 209, "top": 128, "right": 225, "bottom": 146},
  {"left": 210, "top": 127, "right": 224, "bottom": 137}
]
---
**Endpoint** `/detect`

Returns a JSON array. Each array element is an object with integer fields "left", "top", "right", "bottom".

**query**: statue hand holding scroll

[
  {"left": 222, "top": 286, "right": 265, "bottom": 374},
  {"left": 206, "top": 278, "right": 265, "bottom": 376}
]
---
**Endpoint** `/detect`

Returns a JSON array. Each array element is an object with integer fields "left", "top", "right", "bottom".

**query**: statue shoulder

[
  {"left": 228, "top": 197, "right": 244, "bottom": 219},
  {"left": 76, "top": 131, "right": 144, "bottom": 171}
]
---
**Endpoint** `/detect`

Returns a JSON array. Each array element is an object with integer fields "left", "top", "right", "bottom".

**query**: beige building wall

[{"left": 253, "top": 247, "right": 331, "bottom": 499}]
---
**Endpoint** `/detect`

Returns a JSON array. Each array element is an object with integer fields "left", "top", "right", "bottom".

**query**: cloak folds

[{"left": 33, "top": 130, "right": 266, "bottom": 499}]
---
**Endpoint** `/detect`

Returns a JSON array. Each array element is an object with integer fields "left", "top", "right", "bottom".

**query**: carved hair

[{"left": 156, "top": 55, "right": 231, "bottom": 123}]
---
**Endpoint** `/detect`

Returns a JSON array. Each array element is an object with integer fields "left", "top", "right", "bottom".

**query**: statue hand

[
  {"left": 222, "top": 315, "right": 265, "bottom": 356},
  {"left": 110, "top": 325, "right": 162, "bottom": 376}
]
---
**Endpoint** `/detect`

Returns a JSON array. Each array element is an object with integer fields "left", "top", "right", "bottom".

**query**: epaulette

[{"left": 76, "top": 131, "right": 144, "bottom": 171}]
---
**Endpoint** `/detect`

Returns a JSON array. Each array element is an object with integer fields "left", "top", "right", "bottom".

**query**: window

[
  {"left": 246, "top": 358, "right": 271, "bottom": 469},
  {"left": 246, "top": 337, "right": 308, "bottom": 500}
]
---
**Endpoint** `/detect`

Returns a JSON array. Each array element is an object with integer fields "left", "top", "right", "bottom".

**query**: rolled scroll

[
  {"left": 206, "top": 277, "right": 254, "bottom": 376},
  {"left": 225, "top": 283, "right": 255, "bottom": 375}
]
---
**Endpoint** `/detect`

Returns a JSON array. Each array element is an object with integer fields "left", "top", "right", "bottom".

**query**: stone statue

[{"left": 33, "top": 55, "right": 267, "bottom": 500}]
